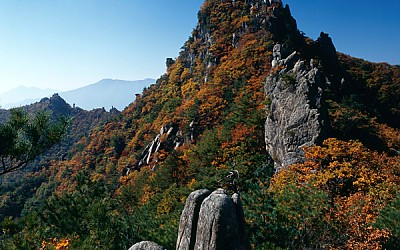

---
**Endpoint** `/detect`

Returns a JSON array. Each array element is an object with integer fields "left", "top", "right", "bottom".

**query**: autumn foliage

[
  {"left": 1, "top": 0, "right": 399, "bottom": 249},
  {"left": 269, "top": 138, "right": 400, "bottom": 249}
]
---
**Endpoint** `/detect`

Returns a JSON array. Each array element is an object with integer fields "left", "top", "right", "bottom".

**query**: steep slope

[
  {"left": 2, "top": 0, "right": 399, "bottom": 249},
  {"left": 59, "top": 78, "right": 155, "bottom": 110}
]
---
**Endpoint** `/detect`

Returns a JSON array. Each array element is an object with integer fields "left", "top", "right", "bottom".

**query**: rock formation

[
  {"left": 135, "top": 123, "right": 187, "bottom": 169},
  {"left": 176, "top": 189, "right": 212, "bottom": 250},
  {"left": 176, "top": 189, "right": 250, "bottom": 250},
  {"left": 265, "top": 45, "right": 328, "bottom": 171},
  {"left": 128, "top": 189, "right": 250, "bottom": 250},
  {"left": 129, "top": 241, "right": 166, "bottom": 250},
  {"left": 194, "top": 190, "right": 240, "bottom": 250}
]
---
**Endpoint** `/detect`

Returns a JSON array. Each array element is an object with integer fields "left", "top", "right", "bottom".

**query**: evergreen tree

[{"left": 0, "top": 108, "right": 69, "bottom": 175}]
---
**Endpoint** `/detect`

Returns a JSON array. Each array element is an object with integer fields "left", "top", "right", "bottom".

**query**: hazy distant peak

[
  {"left": 0, "top": 79, "right": 155, "bottom": 111},
  {"left": 59, "top": 78, "right": 155, "bottom": 111},
  {"left": 0, "top": 86, "right": 60, "bottom": 109}
]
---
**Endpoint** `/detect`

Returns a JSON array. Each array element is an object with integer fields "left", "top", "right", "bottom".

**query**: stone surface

[
  {"left": 232, "top": 193, "right": 251, "bottom": 250},
  {"left": 176, "top": 189, "right": 212, "bottom": 250},
  {"left": 129, "top": 241, "right": 165, "bottom": 250},
  {"left": 176, "top": 189, "right": 250, "bottom": 250},
  {"left": 265, "top": 52, "right": 328, "bottom": 171},
  {"left": 135, "top": 124, "right": 185, "bottom": 169},
  {"left": 194, "top": 189, "right": 240, "bottom": 250}
]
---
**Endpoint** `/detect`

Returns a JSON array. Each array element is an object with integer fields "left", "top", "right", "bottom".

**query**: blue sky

[
  {"left": 0, "top": 0, "right": 399, "bottom": 93},
  {"left": 286, "top": 0, "right": 400, "bottom": 65}
]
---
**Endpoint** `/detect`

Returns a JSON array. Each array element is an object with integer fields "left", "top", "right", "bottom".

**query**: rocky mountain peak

[
  {"left": 178, "top": 0, "right": 298, "bottom": 70},
  {"left": 315, "top": 32, "right": 339, "bottom": 71},
  {"left": 149, "top": 0, "right": 339, "bottom": 171}
]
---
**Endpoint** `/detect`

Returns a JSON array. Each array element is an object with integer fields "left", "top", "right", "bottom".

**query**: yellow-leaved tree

[{"left": 267, "top": 138, "right": 399, "bottom": 249}]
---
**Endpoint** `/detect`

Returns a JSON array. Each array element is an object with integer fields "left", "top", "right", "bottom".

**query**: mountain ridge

[
  {"left": 0, "top": 86, "right": 60, "bottom": 109},
  {"left": 59, "top": 78, "right": 155, "bottom": 111},
  {"left": 1, "top": 78, "right": 155, "bottom": 111}
]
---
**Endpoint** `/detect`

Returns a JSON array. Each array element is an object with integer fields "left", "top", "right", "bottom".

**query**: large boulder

[
  {"left": 194, "top": 190, "right": 240, "bottom": 250},
  {"left": 176, "top": 189, "right": 212, "bottom": 250},
  {"left": 177, "top": 189, "right": 250, "bottom": 250},
  {"left": 129, "top": 241, "right": 165, "bottom": 250}
]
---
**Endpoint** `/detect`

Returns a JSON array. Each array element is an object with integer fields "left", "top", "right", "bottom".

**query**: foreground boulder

[
  {"left": 129, "top": 241, "right": 166, "bottom": 250},
  {"left": 129, "top": 189, "right": 250, "bottom": 250},
  {"left": 177, "top": 189, "right": 250, "bottom": 250},
  {"left": 176, "top": 189, "right": 212, "bottom": 249}
]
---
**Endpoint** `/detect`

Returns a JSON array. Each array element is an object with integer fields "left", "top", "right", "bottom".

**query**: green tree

[
  {"left": 0, "top": 108, "right": 69, "bottom": 175},
  {"left": 375, "top": 192, "right": 400, "bottom": 249}
]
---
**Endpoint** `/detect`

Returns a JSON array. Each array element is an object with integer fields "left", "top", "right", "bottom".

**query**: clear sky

[
  {"left": 0, "top": 0, "right": 399, "bottom": 93},
  {"left": 286, "top": 0, "right": 400, "bottom": 65}
]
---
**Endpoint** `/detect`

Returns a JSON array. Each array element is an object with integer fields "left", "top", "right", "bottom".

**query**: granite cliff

[{"left": 264, "top": 33, "right": 337, "bottom": 169}]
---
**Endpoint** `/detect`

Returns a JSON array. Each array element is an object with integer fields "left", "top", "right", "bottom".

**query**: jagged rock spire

[{"left": 265, "top": 44, "right": 332, "bottom": 170}]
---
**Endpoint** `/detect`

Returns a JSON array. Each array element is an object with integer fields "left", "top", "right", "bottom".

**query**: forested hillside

[
  {"left": 1, "top": 0, "right": 399, "bottom": 249},
  {"left": 0, "top": 94, "right": 118, "bottom": 230}
]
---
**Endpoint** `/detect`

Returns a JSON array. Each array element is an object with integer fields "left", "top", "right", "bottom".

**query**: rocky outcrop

[
  {"left": 315, "top": 32, "right": 338, "bottom": 72},
  {"left": 265, "top": 46, "right": 328, "bottom": 170},
  {"left": 135, "top": 123, "right": 189, "bottom": 169},
  {"left": 128, "top": 189, "right": 250, "bottom": 250},
  {"left": 266, "top": 1, "right": 300, "bottom": 43},
  {"left": 176, "top": 189, "right": 250, "bottom": 250},
  {"left": 176, "top": 189, "right": 212, "bottom": 250},
  {"left": 129, "top": 241, "right": 166, "bottom": 250},
  {"left": 194, "top": 190, "right": 240, "bottom": 250}
]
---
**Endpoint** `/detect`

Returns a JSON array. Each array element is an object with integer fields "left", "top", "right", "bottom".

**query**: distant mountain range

[
  {"left": 59, "top": 78, "right": 155, "bottom": 110},
  {"left": 0, "top": 78, "right": 155, "bottom": 110},
  {"left": 0, "top": 86, "right": 60, "bottom": 109}
]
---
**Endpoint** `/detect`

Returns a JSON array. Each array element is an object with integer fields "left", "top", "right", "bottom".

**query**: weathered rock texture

[
  {"left": 135, "top": 123, "right": 191, "bottom": 170},
  {"left": 129, "top": 241, "right": 166, "bottom": 250},
  {"left": 176, "top": 189, "right": 250, "bottom": 250},
  {"left": 176, "top": 189, "right": 212, "bottom": 250},
  {"left": 195, "top": 190, "right": 240, "bottom": 250},
  {"left": 265, "top": 48, "right": 328, "bottom": 170}
]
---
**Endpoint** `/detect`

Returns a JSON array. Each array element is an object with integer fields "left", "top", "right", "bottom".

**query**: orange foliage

[
  {"left": 41, "top": 237, "right": 71, "bottom": 250},
  {"left": 271, "top": 138, "right": 400, "bottom": 248}
]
